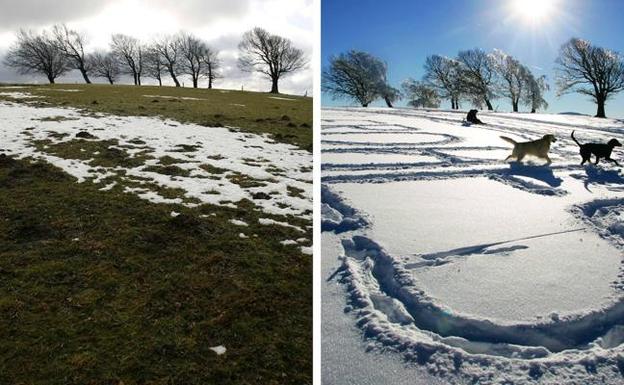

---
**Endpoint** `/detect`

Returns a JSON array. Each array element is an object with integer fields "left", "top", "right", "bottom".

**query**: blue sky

[{"left": 322, "top": 0, "right": 624, "bottom": 118}]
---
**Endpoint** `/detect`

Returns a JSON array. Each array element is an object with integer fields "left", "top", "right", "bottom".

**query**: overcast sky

[{"left": 0, "top": 0, "right": 313, "bottom": 95}]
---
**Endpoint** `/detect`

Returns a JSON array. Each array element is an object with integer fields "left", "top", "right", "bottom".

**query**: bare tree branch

[
  {"left": 238, "top": 27, "right": 307, "bottom": 94},
  {"left": 87, "top": 51, "right": 120, "bottom": 84},
  {"left": 111, "top": 34, "right": 143, "bottom": 85},
  {"left": 52, "top": 24, "right": 92, "bottom": 83},
  {"left": 3, "top": 29, "right": 69, "bottom": 83},
  {"left": 555, "top": 38, "right": 624, "bottom": 117}
]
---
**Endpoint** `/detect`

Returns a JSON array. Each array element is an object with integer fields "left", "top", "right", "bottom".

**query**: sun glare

[{"left": 511, "top": 0, "right": 557, "bottom": 24}]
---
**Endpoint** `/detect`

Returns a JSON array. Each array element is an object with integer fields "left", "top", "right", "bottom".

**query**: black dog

[
  {"left": 571, "top": 131, "right": 622, "bottom": 166},
  {"left": 466, "top": 109, "right": 484, "bottom": 125}
]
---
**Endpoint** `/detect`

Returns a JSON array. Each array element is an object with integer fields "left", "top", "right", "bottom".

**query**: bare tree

[
  {"left": 201, "top": 48, "right": 221, "bottom": 89},
  {"left": 52, "top": 24, "right": 92, "bottom": 84},
  {"left": 322, "top": 50, "right": 387, "bottom": 107},
  {"left": 143, "top": 47, "right": 165, "bottom": 86},
  {"left": 379, "top": 84, "right": 401, "bottom": 108},
  {"left": 457, "top": 48, "right": 497, "bottom": 110},
  {"left": 491, "top": 49, "right": 530, "bottom": 112},
  {"left": 177, "top": 33, "right": 211, "bottom": 88},
  {"left": 555, "top": 38, "right": 624, "bottom": 118},
  {"left": 3, "top": 29, "right": 69, "bottom": 83},
  {"left": 423, "top": 55, "right": 464, "bottom": 109},
  {"left": 111, "top": 34, "right": 143, "bottom": 85},
  {"left": 88, "top": 51, "right": 120, "bottom": 84},
  {"left": 402, "top": 79, "right": 441, "bottom": 108},
  {"left": 524, "top": 73, "right": 549, "bottom": 113},
  {"left": 238, "top": 27, "right": 307, "bottom": 94},
  {"left": 153, "top": 35, "right": 182, "bottom": 87}
]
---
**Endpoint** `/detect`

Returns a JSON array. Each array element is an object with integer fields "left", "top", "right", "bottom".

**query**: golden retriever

[{"left": 500, "top": 134, "right": 556, "bottom": 164}]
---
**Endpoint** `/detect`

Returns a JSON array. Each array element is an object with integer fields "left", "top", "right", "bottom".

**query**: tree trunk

[
  {"left": 158, "top": 78, "right": 162, "bottom": 86},
  {"left": 384, "top": 96, "right": 393, "bottom": 108},
  {"left": 80, "top": 68, "right": 91, "bottom": 84},
  {"left": 270, "top": 77, "right": 279, "bottom": 94},
  {"left": 108, "top": 77, "right": 114, "bottom": 85},
  {"left": 512, "top": 101, "right": 518, "bottom": 112},
  {"left": 485, "top": 98, "right": 493, "bottom": 111},
  {"left": 193, "top": 77, "right": 198, "bottom": 88},
  {"left": 362, "top": 102, "right": 369, "bottom": 107},
  {"left": 208, "top": 76, "right": 213, "bottom": 89},
  {"left": 170, "top": 70, "right": 181, "bottom": 87},
  {"left": 48, "top": 76, "right": 55, "bottom": 84},
  {"left": 596, "top": 98, "right": 606, "bottom": 118},
  {"left": 531, "top": 108, "right": 536, "bottom": 113}
]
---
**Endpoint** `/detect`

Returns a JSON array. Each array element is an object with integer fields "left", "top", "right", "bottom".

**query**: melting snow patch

[
  {"left": 280, "top": 239, "right": 298, "bottom": 245},
  {"left": 229, "top": 219, "right": 248, "bottom": 226},
  {"left": 258, "top": 218, "right": 305, "bottom": 233},
  {"left": 143, "top": 94, "right": 205, "bottom": 101},
  {"left": 0, "top": 101, "right": 311, "bottom": 220},
  {"left": 209, "top": 345, "right": 226, "bottom": 355},
  {"left": 268, "top": 96, "right": 296, "bottom": 101},
  {"left": 0, "top": 92, "right": 41, "bottom": 99}
]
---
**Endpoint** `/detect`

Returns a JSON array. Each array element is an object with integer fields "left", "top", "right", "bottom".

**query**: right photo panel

[{"left": 321, "top": 1, "right": 624, "bottom": 384}]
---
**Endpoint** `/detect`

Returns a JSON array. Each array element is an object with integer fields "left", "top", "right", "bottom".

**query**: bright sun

[{"left": 511, "top": 0, "right": 557, "bottom": 24}]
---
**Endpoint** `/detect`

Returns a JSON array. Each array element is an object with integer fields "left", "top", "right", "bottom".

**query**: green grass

[
  {"left": 0, "top": 155, "right": 311, "bottom": 385},
  {"left": 0, "top": 83, "right": 313, "bottom": 151}
]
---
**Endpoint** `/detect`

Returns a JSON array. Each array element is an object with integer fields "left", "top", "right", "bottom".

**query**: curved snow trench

[{"left": 322, "top": 107, "right": 624, "bottom": 384}]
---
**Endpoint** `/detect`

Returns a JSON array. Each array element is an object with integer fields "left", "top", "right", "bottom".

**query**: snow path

[
  {"left": 0, "top": 100, "right": 312, "bottom": 224},
  {"left": 322, "top": 107, "right": 624, "bottom": 384}
]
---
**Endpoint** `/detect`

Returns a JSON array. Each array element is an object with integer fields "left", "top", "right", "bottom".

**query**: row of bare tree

[
  {"left": 323, "top": 49, "right": 547, "bottom": 113},
  {"left": 323, "top": 38, "right": 624, "bottom": 117},
  {"left": 3, "top": 25, "right": 307, "bottom": 94},
  {"left": 413, "top": 48, "right": 548, "bottom": 113}
]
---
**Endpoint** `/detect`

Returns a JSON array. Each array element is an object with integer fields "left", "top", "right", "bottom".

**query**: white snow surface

[
  {"left": 0, "top": 100, "right": 311, "bottom": 220},
  {"left": 322, "top": 107, "right": 624, "bottom": 384}
]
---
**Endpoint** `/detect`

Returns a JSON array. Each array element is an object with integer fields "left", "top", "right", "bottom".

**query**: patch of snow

[
  {"left": 209, "top": 345, "right": 226, "bottom": 355},
  {"left": 258, "top": 218, "right": 305, "bottom": 233},
  {"left": 229, "top": 219, "right": 248, "bottom": 226},
  {"left": 0, "top": 92, "right": 41, "bottom": 99},
  {"left": 143, "top": 94, "right": 205, "bottom": 101},
  {"left": 0, "top": 100, "right": 311, "bottom": 222}
]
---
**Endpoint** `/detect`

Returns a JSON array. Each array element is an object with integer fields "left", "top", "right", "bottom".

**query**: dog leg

[
  {"left": 505, "top": 154, "right": 514, "bottom": 161},
  {"left": 544, "top": 155, "right": 552, "bottom": 165},
  {"left": 607, "top": 158, "right": 620, "bottom": 166}
]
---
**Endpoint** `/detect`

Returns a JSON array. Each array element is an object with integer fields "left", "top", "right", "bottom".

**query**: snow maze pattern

[{"left": 322, "top": 108, "right": 624, "bottom": 384}]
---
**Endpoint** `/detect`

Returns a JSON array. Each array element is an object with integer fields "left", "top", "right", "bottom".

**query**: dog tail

[
  {"left": 571, "top": 131, "right": 582, "bottom": 147},
  {"left": 500, "top": 136, "right": 517, "bottom": 145}
]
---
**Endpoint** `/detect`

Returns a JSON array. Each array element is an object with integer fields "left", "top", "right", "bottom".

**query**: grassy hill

[
  {"left": 0, "top": 84, "right": 312, "bottom": 384},
  {"left": 0, "top": 83, "right": 313, "bottom": 151}
]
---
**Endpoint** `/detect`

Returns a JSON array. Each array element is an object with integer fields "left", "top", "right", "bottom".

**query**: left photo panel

[{"left": 0, "top": 1, "right": 313, "bottom": 384}]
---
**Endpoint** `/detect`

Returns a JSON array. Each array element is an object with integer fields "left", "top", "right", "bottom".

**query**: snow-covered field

[
  {"left": 0, "top": 89, "right": 312, "bottom": 245},
  {"left": 322, "top": 107, "right": 624, "bottom": 384}
]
